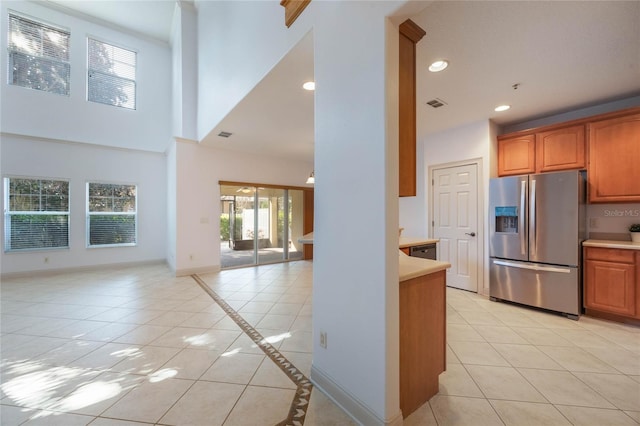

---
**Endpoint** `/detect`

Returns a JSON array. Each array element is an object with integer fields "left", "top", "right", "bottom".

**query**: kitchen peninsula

[
  {"left": 299, "top": 232, "right": 450, "bottom": 417},
  {"left": 398, "top": 249, "right": 450, "bottom": 417}
]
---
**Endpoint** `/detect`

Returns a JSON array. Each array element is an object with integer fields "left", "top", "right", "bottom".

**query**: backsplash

[{"left": 587, "top": 203, "right": 640, "bottom": 240}]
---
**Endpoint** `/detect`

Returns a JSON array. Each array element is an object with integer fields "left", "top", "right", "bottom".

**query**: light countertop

[
  {"left": 298, "top": 232, "right": 449, "bottom": 280},
  {"left": 399, "top": 251, "right": 450, "bottom": 281},
  {"left": 298, "top": 232, "right": 314, "bottom": 244},
  {"left": 399, "top": 236, "right": 439, "bottom": 248},
  {"left": 583, "top": 239, "right": 640, "bottom": 251},
  {"left": 299, "top": 233, "right": 440, "bottom": 248}
]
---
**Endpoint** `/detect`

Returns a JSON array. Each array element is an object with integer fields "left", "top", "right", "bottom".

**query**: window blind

[
  {"left": 87, "top": 38, "right": 136, "bottom": 109},
  {"left": 87, "top": 183, "right": 137, "bottom": 246},
  {"left": 7, "top": 13, "right": 70, "bottom": 95},
  {"left": 4, "top": 178, "right": 70, "bottom": 251}
]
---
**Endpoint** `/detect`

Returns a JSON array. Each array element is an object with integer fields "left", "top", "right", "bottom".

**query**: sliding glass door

[{"left": 220, "top": 184, "right": 306, "bottom": 269}]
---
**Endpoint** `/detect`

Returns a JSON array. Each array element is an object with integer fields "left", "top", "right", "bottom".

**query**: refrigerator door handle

[
  {"left": 530, "top": 178, "right": 537, "bottom": 257},
  {"left": 493, "top": 259, "right": 572, "bottom": 274},
  {"left": 520, "top": 180, "right": 527, "bottom": 256}
]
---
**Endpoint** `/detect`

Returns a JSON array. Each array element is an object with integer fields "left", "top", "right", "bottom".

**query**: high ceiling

[{"left": 45, "top": 1, "right": 640, "bottom": 163}]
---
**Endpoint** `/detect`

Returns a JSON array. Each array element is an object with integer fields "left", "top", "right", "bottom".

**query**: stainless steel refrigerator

[{"left": 489, "top": 170, "right": 586, "bottom": 319}]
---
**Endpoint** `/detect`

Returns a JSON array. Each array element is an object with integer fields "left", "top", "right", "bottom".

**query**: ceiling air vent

[
  {"left": 218, "top": 131, "right": 232, "bottom": 138},
  {"left": 426, "top": 98, "right": 447, "bottom": 108}
]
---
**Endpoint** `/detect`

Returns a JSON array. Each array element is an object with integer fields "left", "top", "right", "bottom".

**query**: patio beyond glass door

[{"left": 220, "top": 184, "right": 305, "bottom": 269}]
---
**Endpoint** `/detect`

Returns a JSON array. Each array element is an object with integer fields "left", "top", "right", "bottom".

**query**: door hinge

[{"left": 432, "top": 179, "right": 434, "bottom": 186}]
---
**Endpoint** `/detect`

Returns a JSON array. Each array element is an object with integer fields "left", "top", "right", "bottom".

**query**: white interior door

[{"left": 433, "top": 164, "right": 479, "bottom": 292}]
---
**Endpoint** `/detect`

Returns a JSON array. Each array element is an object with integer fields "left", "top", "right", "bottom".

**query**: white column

[{"left": 311, "top": 2, "right": 401, "bottom": 424}]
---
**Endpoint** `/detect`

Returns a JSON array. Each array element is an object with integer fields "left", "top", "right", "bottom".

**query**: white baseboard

[
  {"left": 310, "top": 365, "right": 403, "bottom": 426},
  {"left": 1, "top": 259, "right": 167, "bottom": 280}
]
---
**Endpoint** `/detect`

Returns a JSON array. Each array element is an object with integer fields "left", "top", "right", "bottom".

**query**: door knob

[{"left": 465, "top": 232, "right": 476, "bottom": 237}]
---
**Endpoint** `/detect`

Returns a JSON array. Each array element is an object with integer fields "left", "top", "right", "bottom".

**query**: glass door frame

[{"left": 219, "top": 181, "right": 313, "bottom": 269}]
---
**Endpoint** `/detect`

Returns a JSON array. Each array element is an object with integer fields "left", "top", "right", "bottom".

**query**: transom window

[
  {"left": 87, "top": 38, "right": 136, "bottom": 109},
  {"left": 4, "top": 177, "right": 70, "bottom": 251},
  {"left": 7, "top": 12, "right": 70, "bottom": 95},
  {"left": 87, "top": 182, "right": 137, "bottom": 247}
]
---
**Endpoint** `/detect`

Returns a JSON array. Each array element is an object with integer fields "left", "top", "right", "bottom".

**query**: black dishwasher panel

[{"left": 409, "top": 243, "right": 437, "bottom": 260}]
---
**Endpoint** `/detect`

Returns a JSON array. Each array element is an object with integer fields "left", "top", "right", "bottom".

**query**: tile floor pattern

[{"left": 0, "top": 261, "right": 638, "bottom": 425}]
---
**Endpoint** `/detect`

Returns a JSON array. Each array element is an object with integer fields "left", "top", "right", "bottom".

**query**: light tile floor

[{"left": 1, "top": 262, "right": 639, "bottom": 425}]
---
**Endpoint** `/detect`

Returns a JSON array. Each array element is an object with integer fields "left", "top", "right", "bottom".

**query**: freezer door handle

[
  {"left": 493, "top": 259, "right": 571, "bottom": 274},
  {"left": 530, "top": 178, "right": 537, "bottom": 257},
  {"left": 520, "top": 180, "right": 527, "bottom": 255}
]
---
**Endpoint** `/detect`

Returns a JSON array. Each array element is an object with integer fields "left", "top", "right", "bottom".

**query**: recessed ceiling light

[
  {"left": 302, "top": 81, "right": 315, "bottom": 91},
  {"left": 494, "top": 105, "right": 511, "bottom": 112},
  {"left": 428, "top": 60, "right": 449, "bottom": 72}
]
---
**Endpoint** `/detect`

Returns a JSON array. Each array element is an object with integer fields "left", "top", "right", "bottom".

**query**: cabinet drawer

[{"left": 585, "top": 247, "right": 635, "bottom": 263}]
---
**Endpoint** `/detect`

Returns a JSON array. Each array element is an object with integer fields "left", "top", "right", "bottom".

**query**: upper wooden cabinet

[
  {"left": 588, "top": 112, "right": 640, "bottom": 203},
  {"left": 398, "top": 19, "right": 425, "bottom": 197},
  {"left": 497, "top": 107, "right": 640, "bottom": 194},
  {"left": 498, "top": 125, "right": 586, "bottom": 177},
  {"left": 536, "top": 125, "right": 586, "bottom": 173},
  {"left": 497, "top": 134, "right": 535, "bottom": 176}
]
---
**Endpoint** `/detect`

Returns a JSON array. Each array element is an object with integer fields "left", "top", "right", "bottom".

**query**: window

[
  {"left": 87, "top": 183, "right": 137, "bottom": 247},
  {"left": 4, "top": 178, "right": 70, "bottom": 251},
  {"left": 7, "top": 13, "right": 70, "bottom": 95},
  {"left": 87, "top": 38, "right": 136, "bottom": 109}
]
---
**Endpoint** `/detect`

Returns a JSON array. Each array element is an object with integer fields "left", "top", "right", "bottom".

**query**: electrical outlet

[
  {"left": 590, "top": 217, "right": 599, "bottom": 229},
  {"left": 44, "top": 257, "right": 49, "bottom": 263},
  {"left": 189, "top": 254, "right": 194, "bottom": 261},
  {"left": 320, "top": 331, "right": 327, "bottom": 349}
]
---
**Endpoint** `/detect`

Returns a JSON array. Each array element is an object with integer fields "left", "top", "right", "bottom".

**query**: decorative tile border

[{"left": 192, "top": 274, "right": 313, "bottom": 425}]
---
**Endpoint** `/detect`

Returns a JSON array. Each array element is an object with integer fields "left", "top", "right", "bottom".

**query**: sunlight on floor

[
  {"left": 54, "top": 381, "right": 122, "bottom": 413},
  {"left": 1, "top": 362, "right": 131, "bottom": 418},
  {"left": 149, "top": 368, "right": 178, "bottom": 383},
  {"left": 262, "top": 332, "right": 291, "bottom": 345}
]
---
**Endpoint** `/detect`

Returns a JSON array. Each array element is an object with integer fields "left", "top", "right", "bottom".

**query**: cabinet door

[
  {"left": 588, "top": 113, "right": 640, "bottom": 202},
  {"left": 398, "top": 20, "right": 425, "bottom": 197},
  {"left": 498, "top": 135, "right": 535, "bottom": 176},
  {"left": 584, "top": 258, "right": 636, "bottom": 317},
  {"left": 536, "top": 125, "right": 585, "bottom": 173},
  {"left": 637, "top": 252, "right": 640, "bottom": 320}
]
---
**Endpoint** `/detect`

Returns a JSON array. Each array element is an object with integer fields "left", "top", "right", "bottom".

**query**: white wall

[
  {"left": 1, "top": 135, "right": 167, "bottom": 275},
  {"left": 587, "top": 204, "right": 640, "bottom": 239},
  {"left": 171, "top": 2, "right": 198, "bottom": 141},
  {"left": 195, "top": 0, "right": 313, "bottom": 140},
  {"left": 501, "top": 95, "right": 640, "bottom": 134},
  {"left": 172, "top": 140, "right": 313, "bottom": 276},
  {"left": 166, "top": 140, "right": 178, "bottom": 272},
  {"left": 0, "top": 1, "right": 172, "bottom": 153}
]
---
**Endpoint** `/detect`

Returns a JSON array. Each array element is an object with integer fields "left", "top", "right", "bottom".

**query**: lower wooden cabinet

[
  {"left": 399, "top": 270, "right": 445, "bottom": 418},
  {"left": 584, "top": 247, "right": 638, "bottom": 319}
]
